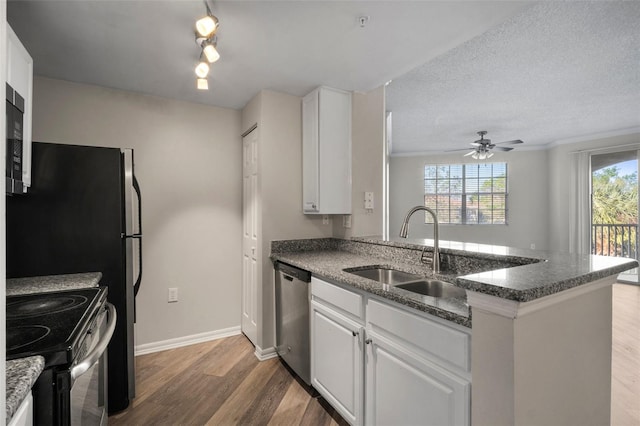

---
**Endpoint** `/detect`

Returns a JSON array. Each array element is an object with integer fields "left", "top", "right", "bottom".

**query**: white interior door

[{"left": 242, "top": 128, "right": 259, "bottom": 344}]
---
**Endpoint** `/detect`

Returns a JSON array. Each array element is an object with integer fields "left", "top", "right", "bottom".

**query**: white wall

[
  {"left": 389, "top": 149, "right": 549, "bottom": 250},
  {"left": 547, "top": 131, "right": 640, "bottom": 252},
  {"left": 31, "top": 77, "right": 243, "bottom": 346},
  {"left": 334, "top": 87, "right": 386, "bottom": 238},
  {"left": 241, "top": 89, "right": 332, "bottom": 349}
]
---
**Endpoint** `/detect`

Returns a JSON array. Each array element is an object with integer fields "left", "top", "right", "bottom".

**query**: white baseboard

[
  {"left": 135, "top": 326, "right": 242, "bottom": 356},
  {"left": 254, "top": 345, "right": 278, "bottom": 361}
]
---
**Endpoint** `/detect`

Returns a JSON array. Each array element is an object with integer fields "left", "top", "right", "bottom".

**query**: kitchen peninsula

[{"left": 271, "top": 237, "right": 637, "bottom": 426}]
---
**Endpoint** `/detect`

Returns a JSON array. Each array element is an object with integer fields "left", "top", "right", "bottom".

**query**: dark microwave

[{"left": 6, "top": 82, "right": 25, "bottom": 194}]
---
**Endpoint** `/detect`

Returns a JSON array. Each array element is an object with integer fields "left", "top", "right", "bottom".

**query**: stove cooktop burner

[
  {"left": 7, "top": 325, "right": 51, "bottom": 351},
  {"left": 7, "top": 295, "right": 88, "bottom": 318},
  {"left": 6, "top": 287, "right": 106, "bottom": 366}
]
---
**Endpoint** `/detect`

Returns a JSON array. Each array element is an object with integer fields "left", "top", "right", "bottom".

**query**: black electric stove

[
  {"left": 6, "top": 287, "right": 107, "bottom": 367},
  {"left": 7, "top": 287, "right": 112, "bottom": 425}
]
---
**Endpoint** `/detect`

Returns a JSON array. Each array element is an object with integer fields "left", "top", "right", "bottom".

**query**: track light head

[
  {"left": 196, "top": 78, "right": 209, "bottom": 90},
  {"left": 195, "top": 13, "right": 218, "bottom": 38}
]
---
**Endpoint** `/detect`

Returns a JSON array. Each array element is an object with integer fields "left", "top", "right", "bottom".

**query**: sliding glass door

[{"left": 591, "top": 150, "right": 639, "bottom": 283}]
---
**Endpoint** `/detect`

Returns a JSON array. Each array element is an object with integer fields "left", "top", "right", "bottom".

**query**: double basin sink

[{"left": 344, "top": 266, "right": 466, "bottom": 299}]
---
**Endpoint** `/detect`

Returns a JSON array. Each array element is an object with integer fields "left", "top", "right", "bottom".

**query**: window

[{"left": 424, "top": 163, "right": 507, "bottom": 224}]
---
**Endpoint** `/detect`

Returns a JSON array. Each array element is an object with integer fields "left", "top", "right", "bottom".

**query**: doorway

[{"left": 591, "top": 150, "right": 639, "bottom": 283}]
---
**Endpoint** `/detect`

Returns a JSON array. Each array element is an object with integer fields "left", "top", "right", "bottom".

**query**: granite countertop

[
  {"left": 6, "top": 356, "right": 45, "bottom": 424},
  {"left": 271, "top": 237, "right": 639, "bottom": 328},
  {"left": 364, "top": 237, "right": 638, "bottom": 301},
  {"left": 6, "top": 272, "right": 102, "bottom": 296},
  {"left": 272, "top": 250, "right": 471, "bottom": 327}
]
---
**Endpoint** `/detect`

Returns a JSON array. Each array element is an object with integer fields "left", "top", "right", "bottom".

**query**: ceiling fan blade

[
  {"left": 463, "top": 150, "right": 476, "bottom": 157},
  {"left": 496, "top": 139, "right": 523, "bottom": 145},
  {"left": 492, "top": 146, "right": 514, "bottom": 151},
  {"left": 446, "top": 148, "right": 475, "bottom": 152},
  {"left": 470, "top": 142, "right": 482, "bottom": 147}
]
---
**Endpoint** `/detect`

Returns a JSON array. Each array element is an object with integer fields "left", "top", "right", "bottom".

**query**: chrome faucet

[{"left": 399, "top": 206, "right": 440, "bottom": 273}]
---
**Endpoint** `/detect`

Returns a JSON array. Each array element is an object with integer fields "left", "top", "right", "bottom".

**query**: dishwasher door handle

[{"left": 283, "top": 274, "right": 294, "bottom": 282}]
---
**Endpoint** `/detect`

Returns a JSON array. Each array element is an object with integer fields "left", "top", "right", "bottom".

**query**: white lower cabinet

[
  {"left": 311, "top": 300, "right": 364, "bottom": 425},
  {"left": 310, "top": 277, "right": 471, "bottom": 426},
  {"left": 365, "top": 332, "right": 470, "bottom": 426}
]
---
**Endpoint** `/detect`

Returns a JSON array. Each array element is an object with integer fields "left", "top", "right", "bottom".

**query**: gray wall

[
  {"left": 334, "top": 86, "right": 386, "bottom": 239},
  {"left": 241, "top": 89, "right": 333, "bottom": 350},
  {"left": 32, "top": 77, "right": 243, "bottom": 346},
  {"left": 389, "top": 149, "right": 549, "bottom": 250}
]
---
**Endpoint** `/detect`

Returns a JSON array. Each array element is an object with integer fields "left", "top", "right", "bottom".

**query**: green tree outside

[{"left": 592, "top": 166, "right": 638, "bottom": 256}]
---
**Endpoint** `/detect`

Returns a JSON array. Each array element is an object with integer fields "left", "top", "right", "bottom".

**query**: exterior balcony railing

[{"left": 591, "top": 223, "right": 638, "bottom": 259}]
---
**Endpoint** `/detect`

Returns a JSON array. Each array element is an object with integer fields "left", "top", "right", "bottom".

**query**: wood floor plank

[
  {"left": 127, "top": 338, "right": 223, "bottom": 409},
  {"left": 299, "top": 397, "right": 338, "bottom": 426},
  {"left": 611, "top": 283, "right": 640, "bottom": 426},
  {"left": 202, "top": 334, "right": 254, "bottom": 377},
  {"left": 205, "top": 358, "right": 281, "bottom": 425},
  {"left": 237, "top": 360, "right": 295, "bottom": 426},
  {"left": 268, "top": 378, "right": 315, "bottom": 426}
]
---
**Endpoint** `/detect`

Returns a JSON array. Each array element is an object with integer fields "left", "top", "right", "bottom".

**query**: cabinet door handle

[
  {"left": 352, "top": 331, "right": 359, "bottom": 337},
  {"left": 365, "top": 338, "right": 372, "bottom": 345}
]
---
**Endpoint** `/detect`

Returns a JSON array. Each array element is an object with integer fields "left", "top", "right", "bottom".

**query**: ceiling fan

[{"left": 452, "top": 131, "right": 524, "bottom": 159}]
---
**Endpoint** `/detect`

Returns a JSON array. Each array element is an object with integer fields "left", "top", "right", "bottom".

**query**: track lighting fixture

[
  {"left": 201, "top": 37, "right": 220, "bottom": 63},
  {"left": 195, "top": 4, "right": 219, "bottom": 38},
  {"left": 193, "top": 2, "right": 220, "bottom": 91},
  {"left": 195, "top": 57, "right": 210, "bottom": 79},
  {"left": 197, "top": 78, "right": 209, "bottom": 90}
]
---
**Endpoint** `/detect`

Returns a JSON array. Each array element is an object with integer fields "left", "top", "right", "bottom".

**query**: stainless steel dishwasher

[{"left": 275, "top": 261, "right": 311, "bottom": 385}]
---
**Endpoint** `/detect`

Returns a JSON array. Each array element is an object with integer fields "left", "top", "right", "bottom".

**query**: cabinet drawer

[
  {"left": 367, "top": 299, "right": 470, "bottom": 372},
  {"left": 311, "top": 277, "right": 363, "bottom": 320}
]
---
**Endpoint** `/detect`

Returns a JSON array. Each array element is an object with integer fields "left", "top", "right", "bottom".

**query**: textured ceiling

[
  {"left": 386, "top": 1, "right": 640, "bottom": 155},
  {"left": 7, "top": 0, "right": 529, "bottom": 110}
]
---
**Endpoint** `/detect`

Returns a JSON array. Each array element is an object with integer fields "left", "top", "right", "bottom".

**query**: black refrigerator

[{"left": 6, "top": 141, "right": 141, "bottom": 413}]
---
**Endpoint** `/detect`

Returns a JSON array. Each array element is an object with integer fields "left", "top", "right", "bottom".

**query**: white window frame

[{"left": 424, "top": 163, "right": 508, "bottom": 225}]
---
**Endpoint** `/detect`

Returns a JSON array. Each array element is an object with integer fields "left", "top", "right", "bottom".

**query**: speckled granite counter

[
  {"left": 6, "top": 272, "right": 102, "bottom": 296},
  {"left": 6, "top": 356, "right": 44, "bottom": 424},
  {"left": 271, "top": 237, "right": 638, "bottom": 327}
]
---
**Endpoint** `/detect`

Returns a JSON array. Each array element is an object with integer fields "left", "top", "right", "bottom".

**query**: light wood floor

[
  {"left": 110, "top": 283, "right": 639, "bottom": 426},
  {"left": 612, "top": 283, "right": 640, "bottom": 426},
  {"left": 108, "top": 334, "right": 347, "bottom": 426}
]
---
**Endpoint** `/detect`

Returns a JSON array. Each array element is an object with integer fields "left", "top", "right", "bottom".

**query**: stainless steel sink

[
  {"left": 345, "top": 267, "right": 422, "bottom": 285},
  {"left": 394, "top": 280, "right": 467, "bottom": 299}
]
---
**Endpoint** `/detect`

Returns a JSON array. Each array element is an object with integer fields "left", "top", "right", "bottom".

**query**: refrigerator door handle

[{"left": 132, "top": 176, "right": 143, "bottom": 296}]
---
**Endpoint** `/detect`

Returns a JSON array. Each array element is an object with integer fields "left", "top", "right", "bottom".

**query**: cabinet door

[
  {"left": 6, "top": 24, "right": 33, "bottom": 191},
  {"left": 302, "top": 90, "right": 319, "bottom": 213},
  {"left": 366, "top": 332, "right": 470, "bottom": 426},
  {"left": 311, "top": 300, "right": 363, "bottom": 425}
]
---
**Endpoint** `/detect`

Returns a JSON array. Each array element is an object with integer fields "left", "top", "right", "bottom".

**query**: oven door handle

[{"left": 70, "top": 303, "right": 117, "bottom": 381}]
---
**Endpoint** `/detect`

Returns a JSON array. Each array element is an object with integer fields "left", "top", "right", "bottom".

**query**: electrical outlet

[
  {"left": 343, "top": 215, "right": 352, "bottom": 229},
  {"left": 168, "top": 287, "right": 179, "bottom": 303},
  {"left": 364, "top": 192, "right": 374, "bottom": 210},
  {"left": 322, "top": 215, "right": 329, "bottom": 225}
]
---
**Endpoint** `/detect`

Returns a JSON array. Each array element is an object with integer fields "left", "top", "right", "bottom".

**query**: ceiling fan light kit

[
  {"left": 194, "top": 2, "right": 220, "bottom": 90},
  {"left": 453, "top": 130, "right": 524, "bottom": 160}
]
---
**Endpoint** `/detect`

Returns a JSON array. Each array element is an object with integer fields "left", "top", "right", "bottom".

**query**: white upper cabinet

[
  {"left": 302, "top": 86, "right": 352, "bottom": 214},
  {"left": 6, "top": 24, "right": 33, "bottom": 191}
]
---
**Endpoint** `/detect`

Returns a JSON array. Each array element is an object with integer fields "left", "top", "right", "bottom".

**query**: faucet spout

[{"left": 399, "top": 206, "right": 440, "bottom": 273}]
